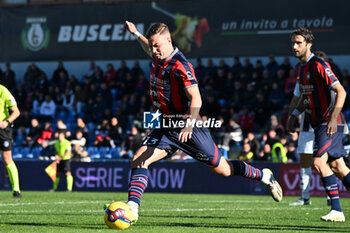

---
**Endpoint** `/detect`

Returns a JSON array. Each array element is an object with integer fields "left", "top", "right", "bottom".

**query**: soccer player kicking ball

[
  {"left": 121, "top": 20, "right": 283, "bottom": 225},
  {"left": 287, "top": 27, "right": 350, "bottom": 222},
  {"left": 0, "top": 85, "right": 21, "bottom": 198}
]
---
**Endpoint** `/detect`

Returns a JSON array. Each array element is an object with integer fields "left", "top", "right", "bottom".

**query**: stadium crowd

[{"left": 0, "top": 57, "right": 349, "bottom": 162}]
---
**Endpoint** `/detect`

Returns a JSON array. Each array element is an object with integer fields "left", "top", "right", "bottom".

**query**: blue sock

[
  {"left": 231, "top": 160, "right": 262, "bottom": 181},
  {"left": 321, "top": 174, "right": 341, "bottom": 212},
  {"left": 128, "top": 168, "right": 149, "bottom": 206},
  {"left": 342, "top": 172, "right": 350, "bottom": 191}
]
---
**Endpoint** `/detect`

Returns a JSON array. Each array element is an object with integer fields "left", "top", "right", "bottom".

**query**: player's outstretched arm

[{"left": 124, "top": 20, "right": 152, "bottom": 58}]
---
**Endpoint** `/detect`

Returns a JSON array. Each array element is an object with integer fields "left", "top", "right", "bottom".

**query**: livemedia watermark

[{"left": 143, "top": 110, "right": 222, "bottom": 129}]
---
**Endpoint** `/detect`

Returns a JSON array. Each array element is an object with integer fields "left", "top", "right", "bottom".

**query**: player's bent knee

[
  {"left": 313, "top": 160, "right": 323, "bottom": 173},
  {"left": 211, "top": 167, "right": 231, "bottom": 177},
  {"left": 210, "top": 161, "right": 232, "bottom": 177}
]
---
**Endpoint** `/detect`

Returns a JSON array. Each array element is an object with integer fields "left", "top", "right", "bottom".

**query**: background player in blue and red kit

[
  {"left": 287, "top": 27, "right": 350, "bottom": 222},
  {"left": 123, "top": 20, "right": 283, "bottom": 225}
]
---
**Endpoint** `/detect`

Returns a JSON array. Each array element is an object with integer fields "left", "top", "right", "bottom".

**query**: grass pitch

[{"left": 0, "top": 191, "right": 349, "bottom": 233}]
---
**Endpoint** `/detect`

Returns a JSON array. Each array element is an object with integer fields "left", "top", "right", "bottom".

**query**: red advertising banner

[{"left": 278, "top": 163, "right": 350, "bottom": 197}]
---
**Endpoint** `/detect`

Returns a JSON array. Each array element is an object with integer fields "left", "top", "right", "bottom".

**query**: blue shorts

[
  {"left": 313, "top": 125, "right": 347, "bottom": 159},
  {"left": 142, "top": 126, "right": 222, "bottom": 167}
]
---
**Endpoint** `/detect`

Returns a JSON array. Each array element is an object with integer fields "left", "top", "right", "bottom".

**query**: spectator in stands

[
  {"left": 271, "top": 138, "right": 288, "bottom": 163},
  {"left": 218, "top": 59, "right": 230, "bottom": 75},
  {"left": 94, "top": 94, "right": 107, "bottom": 123},
  {"left": 244, "top": 132, "right": 260, "bottom": 159},
  {"left": 123, "top": 72, "right": 138, "bottom": 93},
  {"left": 37, "top": 122, "right": 53, "bottom": 146},
  {"left": 35, "top": 73, "right": 50, "bottom": 95},
  {"left": 13, "top": 83, "right": 27, "bottom": 111},
  {"left": 85, "top": 61, "right": 96, "bottom": 78},
  {"left": 117, "top": 60, "right": 130, "bottom": 81},
  {"left": 71, "top": 130, "right": 90, "bottom": 162},
  {"left": 269, "top": 82, "right": 284, "bottom": 112},
  {"left": 82, "top": 98, "right": 95, "bottom": 123},
  {"left": 56, "top": 70, "right": 69, "bottom": 92},
  {"left": 15, "top": 110, "right": 31, "bottom": 144},
  {"left": 54, "top": 119, "right": 71, "bottom": 139},
  {"left": 261, "top": 69, "right": 272, "bottom": 86},
  {"left": 130, "top": 61, "right": 144, "bottom": 79},
  {"left": 52, "top": 61, "right": 68, "bottom": 86},
  {"left": 232, "top": 56, "right": 242, "bottom": 78},
  {"left": 286, "top": 142, "right": 299, "bottom": 162},
  {"left": 195, "top": 58, "right": 206, "bottom": 86},
  {"left": 242, "top": 58, "right": 253, "bottom": 77},
  {"left": 237, "top": 106, "right": 255, "bottom": 135},
  {"left": 253, "top": 91, "right": 271, "bottom": 131},
  {"left": 101, "top": 109, "right": 113, "bottom": 124},
  {"left": 23, "top": 118, "right": 42, "bottom": 148},
  {"left": 205, "top": 58, "right": 217, "bottom": 81},
  {"left": 24, "top": 64, "right": 44, "bottom": 91},
  {"left": 120, "top": 125, "right": 142, "bottom": 159},
  {"left": 39, "top": 95, "right": 56, "bottom": 122},
  {"left": 103, "top": 63, "right": 116, "bottom": 86},
  {"left": 73, "top": 84, "right": 86, "bottom": 115},
  {"left": 238, "top": 143, "right": 254, "bottom": 162},
  {"left": 134, "top": 73, "right": 148, "bottom": 95},
  {"left": 37, "top": 122, "right": 54, "bottom": 158},
  {"left": 87, "top": 83, "right": 99, "bottom": 101},
  {"left": 2, "top": 63, "right": 16, "bottom": 91},
  {"left": 61, "top": 87, "right": 75, "bottom": 114},
  {"left": 100, "top": 83, "right": 113, "bottom": 109},
  {"left": 75, "top": 117, "right": 89, "bottom": 139},
  {"left": 31, "top": 91, "right": 44, "bottom": 117},
  {"left": 108, "top": 117, "right": 123, "bottom": 148},
  {"left": 242, "top": 82, "right": 256, "bottom": 108},
  {"left": 231, "top": 81, "right": 244, "bottom": 108},
  {"left": 275, "top": 69, "right": 286, "bottom": 89},
  {"left": 94, "top": 119, "right": 110, "bottom": 148},
  {"left": 52, "top": 86, "right": 63, "bottom": 106},
  {"left": 227, "top": 118, "right": 243, "bottom": 145},
  {"left": 91, "top": 66, "right": 104, "bottom": 84},
  {"left": 115, "top": 107, "right": 129, "bottom": 129},
  {"left": 201, "top": 95, "right": 220, "bottom": 118},
  {"left": 268, "top": 115, "right": 285, "bottom": 138},
  {"left": 279, "top": 57, "right": 292, "bottom": 78},
  {"left": 67, "top": 74, "right": 78, "bottom": 90},
  {"left": 266, "top": 56, "right": 279, "bottom": 78},
  {"left": 254, "top": 60, "right": 264, "bottom": 80}
]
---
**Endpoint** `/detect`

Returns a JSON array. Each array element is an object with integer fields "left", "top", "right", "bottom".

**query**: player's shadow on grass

[{"left": 141, "top": 222, "right": 349, "bottom": 232}]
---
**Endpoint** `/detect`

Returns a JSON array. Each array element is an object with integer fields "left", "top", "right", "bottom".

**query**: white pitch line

[
  {"left": 0, "top": 207, "right": 323, "bottom": 214},
  {"left": 0, "top": 200, "right": 109, "bottom": 207},
  {"left": 0, "top": 199, "right": 272, "bottom": 207},
  {"left": 198, "top": 200, "right": 268, "bottom": 203}
]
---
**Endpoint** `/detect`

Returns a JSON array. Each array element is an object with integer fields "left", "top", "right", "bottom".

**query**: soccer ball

[{"left": 104, "top": 202, "right": 133, "bottom": 230}]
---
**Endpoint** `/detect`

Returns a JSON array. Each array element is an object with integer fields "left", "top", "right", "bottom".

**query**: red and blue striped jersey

[
  {"left": 296, "top": 54, "right": 345, "bottom": 127},
  {"left": 149, "top": 47, "right": 198, "bottom": 115}
]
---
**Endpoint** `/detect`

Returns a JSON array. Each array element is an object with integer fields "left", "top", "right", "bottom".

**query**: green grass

[{"left": 0, "top": 191, "right": 349, "bottom": 233}]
